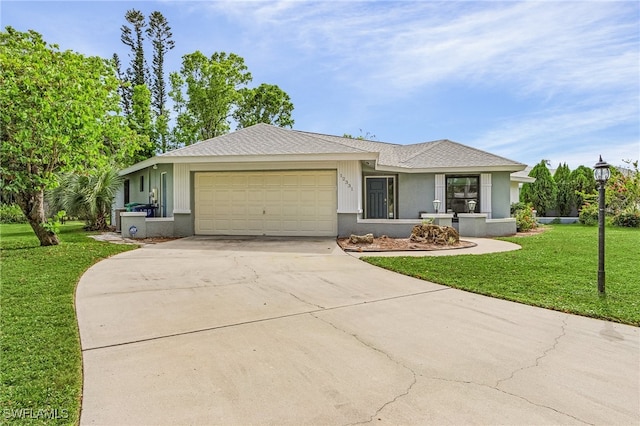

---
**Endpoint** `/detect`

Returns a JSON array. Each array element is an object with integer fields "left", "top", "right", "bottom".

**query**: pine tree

[
  {"left": 521, "top": 160, "right": 558, "bottom": 216},
  {"left": 554, "top": 163, "right": 573, "bottom": 216},
  {"left": 121, "top": 9, "right": 148, "bottom": 88},
  {"left": 569, "top": 165, "right": 597, "bottom": 211},
  {"left": 147, "top": 11, "right": 175, "bottom": 152}
]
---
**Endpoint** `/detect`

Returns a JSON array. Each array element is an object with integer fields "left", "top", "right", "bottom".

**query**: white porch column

[
  {"left": 435, "top": 174, "right": 446, "bottom": 211},
  {"left": 337, "top": 161, "right": 361, "bottom": 213},
  {"left": 173, "top": 163, "right": 191, "bottom": 214},
  {"left": 481, "top": 173, "right": 492, "bottom": 218}
]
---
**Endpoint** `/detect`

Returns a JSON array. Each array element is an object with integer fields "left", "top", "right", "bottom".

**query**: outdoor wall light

[
  {"left": 433, "top": 199, "right": 441, "bottom": 214},
  {"left": 468, "top": 199, "right": 477, "bottom": 213},
  {"left": 593, "top": 155, "right": 611, "bottom": 295}
]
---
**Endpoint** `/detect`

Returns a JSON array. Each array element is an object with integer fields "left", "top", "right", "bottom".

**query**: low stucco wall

[
  {"left": 338, "top": 213, "right": 517, "bottom": 238},
  {"left": 486, "top": 218, "right": 517, "bottom": 237},
  {"left": 338, "top": 214, "right": 421, "bottom": 238},
  {"left": 537, "top": 217, "right": 579, "bottom": 224},
  {"left": 146, "top": 218, "right": 175, "bottom": 237},
  {"left": 120, "top": 213, "right": 176, "bottom": 238},
  {"left": 121, "top": 212, "right": 148, "bottom": 238}
]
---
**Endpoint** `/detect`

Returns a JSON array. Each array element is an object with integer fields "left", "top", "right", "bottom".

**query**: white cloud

[
  {"left": 203, "top": 1, "right": 637, "bottom": 96},
  {"left": 470, "top": 98, "right": 640, "bottom": 168}
]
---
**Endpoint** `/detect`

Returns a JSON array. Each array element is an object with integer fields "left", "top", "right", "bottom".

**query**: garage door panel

[{"left": 195, "top": 171, "right": 337, "bottom": 236}]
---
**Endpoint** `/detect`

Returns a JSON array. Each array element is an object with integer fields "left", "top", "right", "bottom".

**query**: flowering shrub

[
  {"left": 511, "top": 203, "right": 537, "bottom": 232},
  {"left": 578, "top": 202, "right": 599, "bottom": 226},
  {"left": 612, "top": 210, "right": 640, "bottom": 228}
]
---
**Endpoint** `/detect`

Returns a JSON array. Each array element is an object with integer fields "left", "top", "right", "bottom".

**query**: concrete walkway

[{"left": 77, "top": 237, "right": 639, "bottom": 425}]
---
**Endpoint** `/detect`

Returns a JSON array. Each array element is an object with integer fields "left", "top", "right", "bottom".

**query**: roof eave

[
  {"left": 119, "top": 152, "right": 378, "bottom": 175},
  {"left": 373, "top": 164, "right": 527, "bottom": 174}
]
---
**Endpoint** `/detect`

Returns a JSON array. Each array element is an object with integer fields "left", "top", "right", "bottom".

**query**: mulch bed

[{"left": 337, "top": 236, "right": 476, "bottom": 252}]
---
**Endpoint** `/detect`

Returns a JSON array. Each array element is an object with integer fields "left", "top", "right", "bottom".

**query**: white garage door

[{"left": 195, "top": 170, "right": 337, "bottom": 236}]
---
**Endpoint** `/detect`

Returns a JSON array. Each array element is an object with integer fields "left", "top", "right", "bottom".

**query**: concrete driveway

[{"left": 77, "top": 237, "right": 639, "bottom": 425}]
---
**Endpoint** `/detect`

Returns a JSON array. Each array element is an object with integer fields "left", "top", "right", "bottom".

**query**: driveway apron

[{"left": 76, "top": 237, "right": 639, "bottom": 425}]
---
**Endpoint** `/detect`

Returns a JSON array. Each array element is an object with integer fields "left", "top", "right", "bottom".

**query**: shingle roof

[
  {"left": 161, "top": 123, "right": 368, "bottom": 157},
  {"left": 159, "top": 123, "right": 525, "bottom": 171}
]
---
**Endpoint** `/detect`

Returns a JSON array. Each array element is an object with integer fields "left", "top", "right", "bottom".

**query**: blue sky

[{"left": 2, "top": 0, "right": 639, "bottom": 170}]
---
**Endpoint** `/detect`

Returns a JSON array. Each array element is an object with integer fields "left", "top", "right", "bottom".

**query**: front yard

[
  {"left": 364, "top": 224, "right": 640, "bottom": 326},
  {"left": 0, "top": 223, "right": 135, "bottom": 425}
]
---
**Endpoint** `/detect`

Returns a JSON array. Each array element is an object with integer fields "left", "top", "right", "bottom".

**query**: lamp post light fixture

[
  {"left": 468, "top": 199, "right": 477, "bottom": 213},
  {"left": 593, "top": 155, "right": 611, "bottom": 295},
  {"left": 433, "top": 199, "right": 441, "bottom": 214}
]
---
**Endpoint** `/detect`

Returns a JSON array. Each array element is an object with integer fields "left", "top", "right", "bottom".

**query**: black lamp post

[{"left": 593, "top": 155, "right": 611, "bottom": 295}]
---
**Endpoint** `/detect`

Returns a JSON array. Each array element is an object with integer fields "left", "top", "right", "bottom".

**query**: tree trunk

[
  {"left": 93, "top": 212, "right": 108, "bottom": 231},
  {"left": 16, "top": 190, "right": 60, "bottom": 246}
]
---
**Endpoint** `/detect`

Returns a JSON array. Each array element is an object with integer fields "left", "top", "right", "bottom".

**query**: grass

[
  {"left": 363, "top": 224, "right": 640, "bottom": 326},
  {"left": 0, "top": 223, "right": 136, "bottom": 425}
]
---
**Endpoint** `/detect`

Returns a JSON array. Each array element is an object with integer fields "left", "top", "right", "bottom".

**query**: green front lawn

[
  {"left": 364, "top": 224, "right": 640, "bottom": 326},
  {"left": 0, "top": 223, "right": 136, "bottom": 425}
]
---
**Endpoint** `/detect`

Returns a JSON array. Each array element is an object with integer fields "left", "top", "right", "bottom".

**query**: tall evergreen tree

[
  {"left": 112, "top": 53, "right": 131, "bottom": 116},
  {"left": 521, "top": 160, "right": 558, "bottom": 216},
  {"left": 146, "top": 11, "right": 175, "bottom": 152},
  {"left": 554, "top": 162, "right": 573, "bottom": 216},
  {"left": 569, "top": 165, "right": 596, "bottom": 211},
  {"left": 121, "top": 9, "right": 147, "bottom": 88}
]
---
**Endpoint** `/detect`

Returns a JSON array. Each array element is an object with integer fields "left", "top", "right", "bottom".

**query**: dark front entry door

[{"left": 366, "top": 178, "right": 388, "bottom": 219}]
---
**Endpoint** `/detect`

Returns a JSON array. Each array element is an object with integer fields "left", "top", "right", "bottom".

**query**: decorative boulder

[
  {"left": 349, "top": 233, "right": 374, "bottom": 244},
  {"left": 410, "top": 224, "right": 459, "bottom": 245}
]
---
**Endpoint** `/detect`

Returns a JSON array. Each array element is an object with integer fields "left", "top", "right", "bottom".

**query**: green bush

[
  {"left": 510, "top": 202, "right": 528, "bottom": 215},
  {"left": 511, "top": 203, "right": 538, "bottom": 232},
  {"left": 0, "top": 204, "right": 27, "bottom": 224},
  {"left": 612, "top": 210, "right": 640, "bottom": 228},
  {"left": 578, "top": 202, "right": 599, "bottom": 226}
]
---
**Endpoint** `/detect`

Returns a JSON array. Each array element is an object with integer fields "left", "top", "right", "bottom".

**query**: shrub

[
  {"left": 578, "top": 202, "right": 599, "bottom": 226},
  {"left": 612, "top": 210, "right": 640, "bottom": 228},
  {"left": 510, "top": 202, "right": 528, "bottom": 216},
  {"left": 0, "top": 203, "right": 27, "bottom": 224},
  {"left": 512, "top": 204, "right": 537, "bottom": 232}
]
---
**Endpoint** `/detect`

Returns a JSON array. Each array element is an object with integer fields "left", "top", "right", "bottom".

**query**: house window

[
  {"left": 124, "top": 179, "right": 130, "bottom": 204},
  {"left": 140, "top": 175, "right": 144, "bottom": 192},
  {"left": 365, "top": 176, "right": 395, "bottom": 219},
  {"left": 446, "top": 176, "right": 479, "bottom": 214}
]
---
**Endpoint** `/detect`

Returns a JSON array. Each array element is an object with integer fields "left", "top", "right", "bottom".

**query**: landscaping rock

[
  {"left": 349, "top": 233, "right": 374, "bottom": 244},
  {"left": 410, "top": 223, "right": 460, "bottom": 245}
]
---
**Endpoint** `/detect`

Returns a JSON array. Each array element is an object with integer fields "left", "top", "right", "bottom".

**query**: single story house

[{"left": 115, "top": 123, "right": 527, "bottom": 238}]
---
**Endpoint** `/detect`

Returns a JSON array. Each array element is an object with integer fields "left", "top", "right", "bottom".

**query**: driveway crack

[
  {"left": 496, "top": 317, "right": 568, "bottom": 388},
  {"left": 310, "top": 314, "right": 417, "bottom": 425},
  {"left": 427, "top": 375, "right": 592, "bottom": 425},
  {"left": 288, "top": 292, "right": 325, "bottom": 309}
]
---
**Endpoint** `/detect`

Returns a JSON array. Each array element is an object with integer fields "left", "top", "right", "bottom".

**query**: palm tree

[{"left": 48, "top": 167, "right": 122, "bottom": 230}]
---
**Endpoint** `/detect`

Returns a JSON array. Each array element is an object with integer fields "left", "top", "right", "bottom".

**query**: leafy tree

[
  {"left": 169, "top": 51, "right": 252, "bottom": 144},
  {"left": 569, "top": 165, "right": 596, "bottom": 211},
  {"left": 147, "top": 11, "right": 175, "bottom": 153},
  {"left": 0, "top": 27, "right": 143, "bottom": 245},
  {"left": 520, "top": 160, "right": 557, "bottom": 216},
  {"left": 234, "top": 83, "right": 294, "bottom": 129},
  {"left": 606, "top": 160, "right": 640, "bottom": 216},
  {"left": 553, "top": 162, "right": 573, "bottom": 216},
  {"left": 129, "top": 85, "right": 154, "bottom": 161},
  {"left": 48, "top": 167, "right": 122, "bottom": 230}
]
